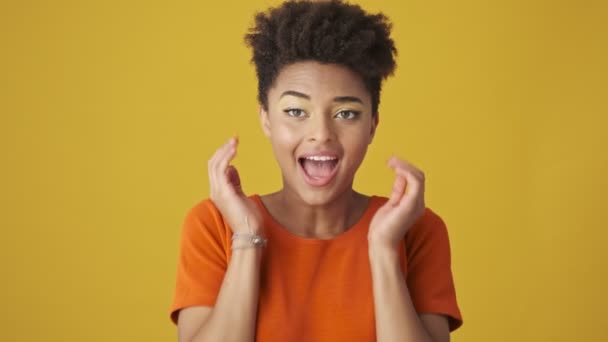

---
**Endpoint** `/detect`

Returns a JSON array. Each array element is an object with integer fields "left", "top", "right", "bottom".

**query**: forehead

[{"left": 268, "top": 61, "right": 370, "bottom": 103}]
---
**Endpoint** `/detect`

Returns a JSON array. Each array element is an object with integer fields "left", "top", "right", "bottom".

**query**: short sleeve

[
  {"left": 169, "top": 199, "right": 231, "bottom": 324},
  {"left": 404, "top": 208, "right": 463, "bottom": 331}
]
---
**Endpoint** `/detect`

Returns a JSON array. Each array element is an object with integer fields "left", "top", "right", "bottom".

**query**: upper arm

[
  {"left": 177, "top": 306, "right": 213, "bottom": 342},
  {"left": 405, "top": 208, "right": 463, "bottom": 331},
  {"left": 170, "top": 200, "right": 229, "bottom": 325},
  {"left": 420, "top": 313, "right": 450, "bottom": 342}
]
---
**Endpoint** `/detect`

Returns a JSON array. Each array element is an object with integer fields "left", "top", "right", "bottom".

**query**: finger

[
  {"left": 388, "top": 156, "right": 424, "bottom": 180},
  {"left": 215, "top": 137, "right": 238, "bottom": 178},
  {"left": 400, "top": 170, "right": 421, "bottom": 204},
  {"left": 388, "top": 173, "right": 407, "bottom": 206},
  {"left": 387, "top": 157, "right": 426, "bottom": 213},
  {"left": 389, "top": 159, "right": 425, "bottom": 196},
  {"left": 392, "top": 168, "right": 424, "bottom": 194},
  {"left": 208, "top": 137, "right": 234, "bottom": 172},
  {"left": 388, "top": 158, "right": 423, "bottom": 200},
  {"left": 208, "top": 150, "right": 222, "bottom": 193},
  {"left": 212, "top": 138, "right": 239, "bottom": 196},
  {"left": 208, "top": 137, "right": 238, "bottom": 192}
]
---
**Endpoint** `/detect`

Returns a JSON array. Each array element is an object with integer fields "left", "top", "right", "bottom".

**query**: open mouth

[{"left": 298, "top": 155, "right": 340, "bottom": 187}]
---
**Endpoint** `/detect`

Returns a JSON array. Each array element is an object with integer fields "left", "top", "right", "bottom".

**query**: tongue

[{"left": 302, "top": 159, "right": 335, "bottom": 178}]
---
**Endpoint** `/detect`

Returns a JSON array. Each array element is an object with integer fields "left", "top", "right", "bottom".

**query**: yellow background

[{"left": 1, "top": 0, "right": 606, "bottom": 341}]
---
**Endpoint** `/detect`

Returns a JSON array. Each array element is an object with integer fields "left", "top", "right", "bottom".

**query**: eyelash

[
  {"left": 284, "top": 108, "right": 306, "bottom": 118},
  {"left": 335, "top": 110, "right": 360, "bottom": 120},
  {"left": 283, "top": 109, "right": 361, "bottom": 120}
]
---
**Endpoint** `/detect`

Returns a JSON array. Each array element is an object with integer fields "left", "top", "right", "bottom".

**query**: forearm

[
  {"left": 192, "top": 247, "right": 262, "bottom": 342},
  {"left": 368, "top": 244, "right": 434, "bottom": 342}
]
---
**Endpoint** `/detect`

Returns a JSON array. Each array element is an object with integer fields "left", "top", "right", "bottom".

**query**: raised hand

[
  {"left": 368, "top": 156, "right": 426, "bottom": 249},
  {"left": 208, "top": 137, "right": 263, "bottom": 234}
]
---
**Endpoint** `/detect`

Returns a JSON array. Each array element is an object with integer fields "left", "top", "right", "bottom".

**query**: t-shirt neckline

[{"left": 252, "top": 194, "right": 380, "bottom": 244}]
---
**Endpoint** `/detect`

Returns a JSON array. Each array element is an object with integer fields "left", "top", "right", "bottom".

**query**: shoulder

[
  {"left": 185, "top": 198, "right": 222, "bottom": 222},
  {"left": 408, "top": 207, "right": 449, "bottom": 239},
  {"left": 367, "top": 196, "right": 450, "bottom": 247},
  {"left": 405, "top": 207, "right": 452, "bottom": 259},
  {"left": 180, "top": 198, "right": 231, "bottom": 242}
]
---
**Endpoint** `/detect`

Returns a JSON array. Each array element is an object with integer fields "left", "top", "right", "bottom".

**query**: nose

[{"left": 307, "top": 114, "right": 335, "bottom": 143}]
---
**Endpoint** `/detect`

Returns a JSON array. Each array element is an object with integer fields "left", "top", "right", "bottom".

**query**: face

[{"left": 260, "top": 61, "right": 379, "bottom": 206}]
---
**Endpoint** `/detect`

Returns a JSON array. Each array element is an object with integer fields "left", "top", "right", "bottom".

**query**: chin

[{"left": 292, "top": 180, "right": 355, "bottom": 208}]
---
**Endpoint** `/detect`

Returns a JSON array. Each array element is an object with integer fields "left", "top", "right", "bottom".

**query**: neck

[{"left": 268, "top": 186, "right": 367, "bottom": 239}]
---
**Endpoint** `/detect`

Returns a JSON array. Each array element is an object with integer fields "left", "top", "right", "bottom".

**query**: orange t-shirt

[{"left": 170, "top": 195, "right": 463, "bottom": 340}]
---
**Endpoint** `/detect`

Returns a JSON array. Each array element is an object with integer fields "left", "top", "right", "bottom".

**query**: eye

[
  {"left": 335, "top": 110, "right": 360, "bottom": 120},
  {"left": 284, "top": 108, "right": 306, "bottom": 118}
]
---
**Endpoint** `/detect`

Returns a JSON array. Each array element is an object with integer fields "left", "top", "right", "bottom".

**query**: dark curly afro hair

[{"left": 244, "top": 0, "right": 397, "bottom": 115}]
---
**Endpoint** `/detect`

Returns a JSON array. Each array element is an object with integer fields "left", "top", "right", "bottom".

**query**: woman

[{"left": 170, "top": 1, "right": 463, "bottom": 341}]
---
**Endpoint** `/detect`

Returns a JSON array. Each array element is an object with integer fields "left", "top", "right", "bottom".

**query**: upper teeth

[{"left": 305, "top": 156, "right": 337, "bottom": 161}]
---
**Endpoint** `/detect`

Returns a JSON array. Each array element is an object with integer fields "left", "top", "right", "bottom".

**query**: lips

[{"left": 298, "top": 153, "right": 340, "bottom": 187}]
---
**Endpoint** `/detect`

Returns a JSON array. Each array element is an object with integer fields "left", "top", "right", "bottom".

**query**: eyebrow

[
  {"left": 280, "top": 90, "right": 310, "bottom": 100},
  {"left": 333, "top": 96, "right": 363, "bottom": 104},
  {"left": 280, "top": 91, "right": 363, "bottom": 104}
]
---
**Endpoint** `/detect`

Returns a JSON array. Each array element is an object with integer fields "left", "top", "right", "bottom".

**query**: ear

[
  {"left": 368, "top": 112, "right": 380, "bottom": 144},
  {"left": 259, "top": 105, "right": 271, "bottom": 138}
]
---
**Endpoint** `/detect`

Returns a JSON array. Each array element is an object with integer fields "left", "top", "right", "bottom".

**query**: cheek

[
  {"left": 349, "top": 139, "right": 371, "bottom": 160},
  {"left": 273, "top": 125, "right": 296, "bottom": 145},
  {"left": 270, "top": 122, "right": 300, "bottom": 159},
  {"left": 341, "top": 127, "right": 372, "bottom": 160}
]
